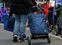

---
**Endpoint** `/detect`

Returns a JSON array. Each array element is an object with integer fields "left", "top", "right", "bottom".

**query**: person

[
  {"left": 57, "top": 10, "right": 62, "bottom": 37},
  {"left": 48, "top": 7, "right": 58, "bottom": 30},
  {"left": 8, "top": 0, "right": 36, "bottom": 42},
  {"left": 48, "top": 7, "right": 54, "bottom": 30},
  {"left": 43, "top": 2, "right": 50, "bottom": 17}
]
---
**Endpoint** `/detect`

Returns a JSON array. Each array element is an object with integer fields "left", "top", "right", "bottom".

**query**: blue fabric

[
  {"left": 7, "top": 17, "right": 15, "bottom": 32},
  {"left": 29, "top": 13, "right": 48, "bottom": 35},
  {"left": 2, "top": 15, "right": 9, "bottom": 23},
  {"left": 4, "top": 16, "right": 15, "bottom": 32},
  {"left": 3, "top": 15, "right": 9, "bottom": 30},
  {"left": 13, "top": 15, "right": 27, "bottom": 36}
]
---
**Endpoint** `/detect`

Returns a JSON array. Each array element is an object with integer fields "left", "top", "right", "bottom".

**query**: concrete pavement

[{"left": 0, "top": 23, "right": 62, "bottom": 45}]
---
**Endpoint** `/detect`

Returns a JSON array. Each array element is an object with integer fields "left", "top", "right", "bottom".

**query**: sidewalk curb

[{"left": 49, "top": 33, "right": 62, "bottom": 40}]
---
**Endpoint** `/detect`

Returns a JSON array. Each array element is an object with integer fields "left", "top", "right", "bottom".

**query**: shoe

[
  {"left": 13, "top": 35, "right": 18, "bottom": 42},
  {"left": 19, "top": 35, "right": 26, "bottom": 41}
]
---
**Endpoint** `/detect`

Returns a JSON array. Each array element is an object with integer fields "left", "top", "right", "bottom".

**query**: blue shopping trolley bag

[{"left": 28, "top": 13, "right": 49, "bottom": 35}]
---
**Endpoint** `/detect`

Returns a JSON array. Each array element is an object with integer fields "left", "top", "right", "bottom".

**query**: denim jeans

[{"left": 13, "top": 15, "right": 27, "bottom": 36}]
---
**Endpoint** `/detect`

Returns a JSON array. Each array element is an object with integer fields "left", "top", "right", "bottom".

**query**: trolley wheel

[
  {"left": 47, "top": 36, "right": 51, "bottom": 44},
  {"left": 26, "top": 36, "right": 31, "bottom": 45}
]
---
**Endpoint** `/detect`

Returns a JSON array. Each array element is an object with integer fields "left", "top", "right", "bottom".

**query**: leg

[
  {"left": 19, "top": 15, "right": 27, "bottom": 38},
  {"left": 13, "top": 15, "right": 20, "bottom": 35},
  {"left": 13, "top": 15, "right": 20, "bottom": 42}
]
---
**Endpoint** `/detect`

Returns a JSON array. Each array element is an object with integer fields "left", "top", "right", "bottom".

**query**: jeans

[{"left": 13, "top": 15, "right": 27, "bottom": 36}]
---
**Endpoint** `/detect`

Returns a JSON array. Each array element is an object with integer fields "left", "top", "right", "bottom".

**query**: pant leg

[
  {"left": 13, "top": 15, "right": 20, "bottom": 35},
  {"left": 19, "top": 15, "right": 27, "bottom": 36}
]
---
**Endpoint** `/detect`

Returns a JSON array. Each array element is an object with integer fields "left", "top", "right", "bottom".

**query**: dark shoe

[
  {"left": 19, "top": 35, "right": 26, "bottom": 41},
  {"left": 19, "top": 37, "right": 24, "bottom": 41},
  {"left": 13, "top": 35, "right": 18, "bottom": 42}
]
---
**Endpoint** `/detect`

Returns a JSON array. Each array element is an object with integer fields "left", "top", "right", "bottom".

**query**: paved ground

[{"left": 0, "top": 23, "right": 62, "bottom": 45}]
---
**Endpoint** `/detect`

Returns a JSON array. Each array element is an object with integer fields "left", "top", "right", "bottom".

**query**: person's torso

[{"left": 11, "top": 0, "right": 33, "bottom": 14}]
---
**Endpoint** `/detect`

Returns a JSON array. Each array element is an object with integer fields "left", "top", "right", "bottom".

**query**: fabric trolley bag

[
  {"left": 28, "top": 13, "right": 51, "bottom": 44},
  {"left": 29, "top": 13, "right": 49, "bottom": 35}
]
